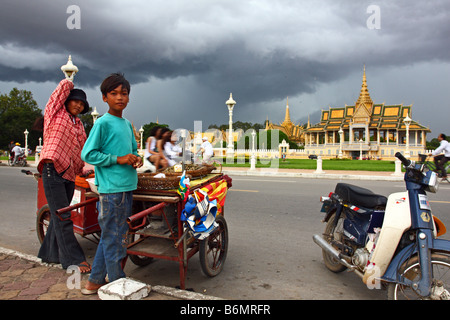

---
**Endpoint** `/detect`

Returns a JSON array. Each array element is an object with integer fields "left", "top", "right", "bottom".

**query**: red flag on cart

[{"left": 200, "top": 179, "right": 228, "bottom": 214}]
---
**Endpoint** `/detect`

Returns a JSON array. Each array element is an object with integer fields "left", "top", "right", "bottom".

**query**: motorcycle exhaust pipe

[{"left": 313, "top": 234, "right": 364, "bottom": 278}]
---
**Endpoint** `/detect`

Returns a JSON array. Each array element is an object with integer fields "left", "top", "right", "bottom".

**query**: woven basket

[
  {"left": 163, "top": 163, "right": 222, "bottom": 179},
  {"left": 137, "top": 173, "right": 191, "bottom": 191}
]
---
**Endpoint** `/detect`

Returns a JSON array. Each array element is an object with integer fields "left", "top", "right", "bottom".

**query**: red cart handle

[
  {"left": 127, "top": 202, "right": 168, "bottom": 230},
  {"left": 55, "top": 197, "right": 99, "bottom": 221}
]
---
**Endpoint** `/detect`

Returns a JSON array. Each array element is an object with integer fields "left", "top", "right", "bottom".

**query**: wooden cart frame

[{"left": 35, "top": 172, "right": 231, "bottom": 290}]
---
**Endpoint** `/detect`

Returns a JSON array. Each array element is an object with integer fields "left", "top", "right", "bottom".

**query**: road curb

[
  {"left": 222, "top": 169, "right": 404, "bottom": 181},
  {"left": 0, "top": 246, "right": 221, "bottom": 300}
]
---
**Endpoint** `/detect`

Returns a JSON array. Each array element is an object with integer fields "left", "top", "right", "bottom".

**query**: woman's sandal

[{"left": 77, "top": 261, "right": 91, "bottom": 274}]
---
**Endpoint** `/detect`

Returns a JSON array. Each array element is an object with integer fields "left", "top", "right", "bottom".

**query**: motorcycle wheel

[
  {"left": 387, "top": 253, "right": 450, "bottom": 300},
  {"left": 322, "top": 212, "right": 348, "bottom": 273}
]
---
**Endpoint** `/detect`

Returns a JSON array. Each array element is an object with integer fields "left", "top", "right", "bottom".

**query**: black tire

[
  {"left": 387, "top": 253, "right": 450, "bottom": 300},
  {"left": 36, "top": 205, "right": 51, "bottom": 244},
  {"left": 127, "top": 233, "right": 154, "bottom": 266},
  {"left": 199, "top": 215, "right": 228, "bottom": 277},
  {"left": 322, "top": 213, "right": 348, "bottom": 273}
]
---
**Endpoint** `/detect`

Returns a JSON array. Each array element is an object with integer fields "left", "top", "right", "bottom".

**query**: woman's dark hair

[
  {"left": 162, "top": 130, "right": 173, "bottom": 143},
  {"left": 100, "top": 73, "right": 131, "bottom": 96},
  {"left": 159, "top": 127, "right": 170, "bottom": 138},
  {"left": 149, "top": 125, "right": 161, "bottom": 137}
]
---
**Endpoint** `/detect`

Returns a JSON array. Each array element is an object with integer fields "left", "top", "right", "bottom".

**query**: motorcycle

[
  {"left": 313, "top": 152, "right": 450, "bottom": 300},
  {"left": 8, "top": 152, "right": 27, "bottom": 167}
]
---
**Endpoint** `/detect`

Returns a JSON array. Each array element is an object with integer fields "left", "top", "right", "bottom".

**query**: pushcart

[
  {"left": 35, "top": 172, "right": 101, "bottom": 244},
  {"left": 126, "top": 172, "right": 231, "bottom": 289},
  {"left": 34, "top": 170, "right": 231, "bottom": 290}
]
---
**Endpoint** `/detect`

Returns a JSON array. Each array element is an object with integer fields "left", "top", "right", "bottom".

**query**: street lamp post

[
  {"left": 250, "top": 130, "right": 256, "bottom": 171},
  {"left": 91, "top": 107, "right": 99, "bottom": 123},
  {"left": 225, "top": 93, "right": 236, "bottom": 157},
  {"left": 403, "top": 114, "right": 412, "bottom": 159},
  {"left": 24, "top": 129, "right": 29, "bottom": 156},
  {"left": 359, "top": 139, "right": 363, "bottom": 160},
  {"left": 338, "top": 127, "right": 343, "bottom": 159},
  {"left": 61, "top": 55, "right": 78, "bottom": 81},
  {"left": 139, "top": 126, "right": 144, "bottom": 153}
]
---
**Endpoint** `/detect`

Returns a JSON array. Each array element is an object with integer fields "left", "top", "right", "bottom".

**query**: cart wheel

[
  {"left": 127, "top": 233, "right": 154, "bottom": 266},
  {"left": 36, "top": 205, "right": 51, "bottom": 244},
  {"left": 199, "top": 215, "right": 228, "bottom": 277}
]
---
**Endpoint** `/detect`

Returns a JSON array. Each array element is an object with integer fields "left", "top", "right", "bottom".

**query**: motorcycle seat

[{"left": 334, "top": 183, "right": 387, "bottom": 209}]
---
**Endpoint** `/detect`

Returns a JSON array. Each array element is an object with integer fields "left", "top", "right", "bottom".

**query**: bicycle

[{"left": 418, "top": 154, "right": 450, "bottom": 182}]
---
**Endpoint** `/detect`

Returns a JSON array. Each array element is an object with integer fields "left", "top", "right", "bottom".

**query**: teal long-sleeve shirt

[{"left": 81, "top": 113, "right": 138, "bottom": 194}]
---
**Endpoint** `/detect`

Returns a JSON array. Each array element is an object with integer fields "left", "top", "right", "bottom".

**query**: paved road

[{"left": 1, "top": 165, "right": 449, "bottom": 300}]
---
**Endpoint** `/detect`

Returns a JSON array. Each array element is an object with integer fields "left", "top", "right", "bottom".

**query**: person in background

[
  {"left": 144, "top": 125, "right": 163, "bottom": 170},
  {"left": 11, "top": 142, "right": 24, "bottom": 165},
  {"left": 429, "top": 133, "right": 450, "bottom": 180},
  {"left": 155, "top": 127, "right": 171, "bottom": 170},
  {"left": 198, "top": 136, "right": 214, "bottom": 164},
  {"left": 163, "top": 131, "right": 182, "bottom": 166}
]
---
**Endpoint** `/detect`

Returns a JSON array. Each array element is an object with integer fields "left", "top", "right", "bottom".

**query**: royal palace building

[
  {"left": 268, "top": 67, "right": 430, "bottom": 160},
  {"left": 265, "top": 97, "right": 305, "bottom": 144}
]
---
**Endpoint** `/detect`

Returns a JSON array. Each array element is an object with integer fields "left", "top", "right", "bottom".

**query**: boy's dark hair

[
  {"left": 100, "top": 73, "right": 131, "bottom": 96},
  {"left": 439, "top": 133, "right": 447, "bottom": 140}
]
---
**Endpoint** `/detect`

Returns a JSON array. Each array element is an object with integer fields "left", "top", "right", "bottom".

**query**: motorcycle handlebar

[{"left": 395, "top": 152, "right": 411, "bottom": 167}]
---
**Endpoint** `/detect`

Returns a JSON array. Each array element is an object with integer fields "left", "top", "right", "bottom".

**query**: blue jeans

[
  {"left": 38, "top": 163, "right": 86, "bottom": 269},
  {"left": 88, "top": 191, "right": 133, "bottom": 285}
]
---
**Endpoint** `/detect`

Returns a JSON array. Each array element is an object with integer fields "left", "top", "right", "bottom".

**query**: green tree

[
  {"left": 208, "top": 121, "right": 264, "bottom": 132},
  {"left": 142, "top": 122, "right": 169, "bottom": 141},
  {"left": 427, "top": 136, "right": 450, "bottom": 150},
  {"left": 0, "top": 88, "right": 43, "bottom": 151},
  {"left": 79, "top": 108, "right": 96, "bottom": 136}
]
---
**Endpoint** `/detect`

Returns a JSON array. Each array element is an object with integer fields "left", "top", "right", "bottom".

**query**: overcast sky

[{"left": 1, "top": 0, "right": 449, "bottom": 137}]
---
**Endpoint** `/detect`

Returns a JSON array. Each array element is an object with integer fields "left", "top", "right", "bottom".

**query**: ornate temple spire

[
  {"left": 355, "top": 65, "right": 373, "bottom": 111},
  {"left": 282, "top": 97, "right": 292, "bottom": 125}
]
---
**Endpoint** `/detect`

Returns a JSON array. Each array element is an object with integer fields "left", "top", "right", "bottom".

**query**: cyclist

[
  {"left": 429, "top": 133, "right": 450, "bottom": 180},
  {"left": 11, "top": 142, "right": 25, "bottom": 165}
]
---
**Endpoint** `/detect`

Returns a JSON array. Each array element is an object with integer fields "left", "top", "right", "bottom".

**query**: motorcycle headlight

[{"left": 424, "top": 171, "right": 439, "bottom": 193}]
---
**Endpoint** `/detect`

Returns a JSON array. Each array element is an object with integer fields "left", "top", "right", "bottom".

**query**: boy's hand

[
  {"left": 117, "top": 154, "right": 142, "bottom": 168},
  {"left": 133, "top": 156, "right": 143, "bottom": 169}
]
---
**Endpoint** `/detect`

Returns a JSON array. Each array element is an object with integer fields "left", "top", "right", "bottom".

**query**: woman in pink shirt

[{"left": 37, "top": 77, "right": 91, "bottom": 274}]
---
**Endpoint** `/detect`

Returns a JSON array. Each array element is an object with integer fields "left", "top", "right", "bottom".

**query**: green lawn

[
  {"left": 219, "top": 158, "right": 397, "bottom": 171},
  {"left": 0, "top": 156, "right": 397, "bottom": 172}
]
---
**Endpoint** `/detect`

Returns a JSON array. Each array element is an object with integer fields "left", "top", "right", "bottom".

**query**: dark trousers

[
  {"left": 38, "top": 163, "right": 86, "bottom": 269},
  {"left": 434, "top": 154, "right": 450, "bottom": 177}
]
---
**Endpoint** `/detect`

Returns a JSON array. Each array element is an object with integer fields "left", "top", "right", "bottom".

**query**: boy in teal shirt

[{"left": 81, "top": 73, "right": 142, "bottom": 294}]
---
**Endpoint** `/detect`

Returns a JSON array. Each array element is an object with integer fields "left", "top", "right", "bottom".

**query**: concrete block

[{"left": 98, "top": 278, "right": 151, "bottom": 300}]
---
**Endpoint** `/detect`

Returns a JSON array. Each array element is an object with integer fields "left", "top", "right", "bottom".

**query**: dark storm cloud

[
  {"left": 1, "top": 0, "right": 449, "bottom": 132},
  {"left": 2, "top": 1, "right": 449, "bottom": 87}
]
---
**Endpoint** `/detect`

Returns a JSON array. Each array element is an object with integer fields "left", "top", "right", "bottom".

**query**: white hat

[{"left": 202, "top": 136, "right": 208, "bottom": 141}]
